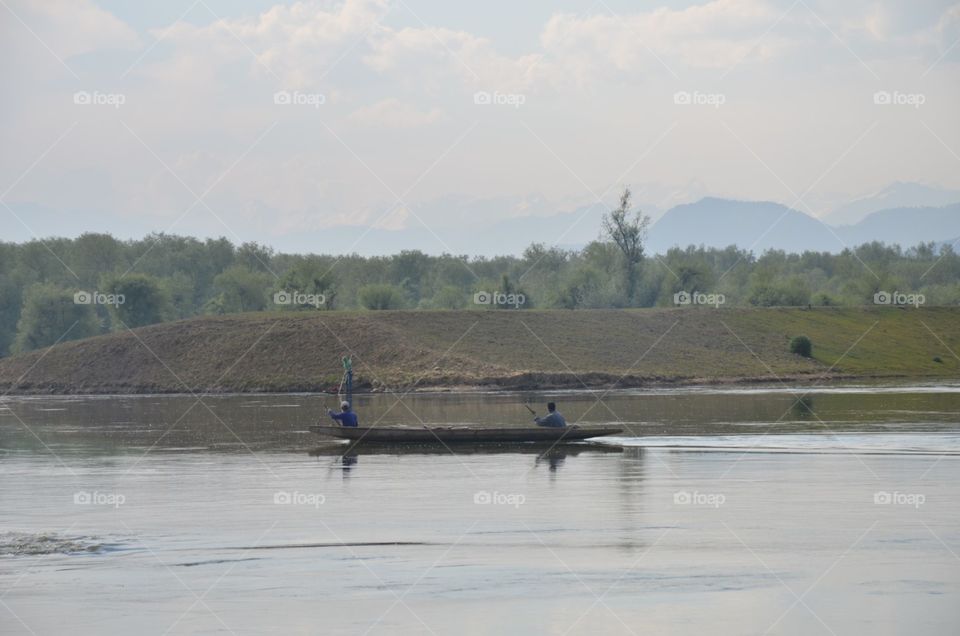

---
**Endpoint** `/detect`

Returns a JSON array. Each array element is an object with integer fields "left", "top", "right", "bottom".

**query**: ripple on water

[{"left": 0, "top": 532, "right": 111, "bottom": 557}]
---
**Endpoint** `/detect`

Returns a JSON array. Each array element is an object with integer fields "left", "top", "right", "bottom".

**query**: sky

[{"left": 1, "top": 0, "right": 959, "bottom": 254}]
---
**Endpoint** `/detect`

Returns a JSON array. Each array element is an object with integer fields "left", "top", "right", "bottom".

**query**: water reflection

[
  {"left": 307, "top": 441, "right": 623, "bottom": 476},
  {"left": 790, "top": 395, "right": 816, "bottom": 419}
]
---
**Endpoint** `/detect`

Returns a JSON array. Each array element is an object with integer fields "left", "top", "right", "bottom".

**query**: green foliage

[
  {"left": 495, "top": 274, "right": 529, "bottom": 310},
  {"left": 426, "top": 285, "right": 467, "bottom": 309},
  {"left": 812, "top": 292, "right": 836, "bottom": 306},
  {"left": 358, "top": 284, "right": 405, "bottom": 310},
  {"left": 13, "top": 283, "right": 100, "bottom": 353},
  {"left": 602, "top": 188, "right": 651, "bottom": 305},
  {"left": 789, "top": 335, "right": 813, "bottom": 357},
  {"left": 0, "top": 232, "right": 959, "bottom": 356},
  {"left": 277, "top": 257, "right": 337, "bottom": 310},
  {"left": 104, "top": 274, "right": 171, "bottom": 328},
  {"left": 749, "top": 278, "right": 811, "bottom": 306},
  {"left": 211, "top": 266, "right": 271, "bottom": 313}
]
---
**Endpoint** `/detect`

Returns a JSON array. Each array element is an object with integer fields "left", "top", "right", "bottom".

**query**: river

[{"left": 2, "top": 384, "right": 958, "bottom": 634}]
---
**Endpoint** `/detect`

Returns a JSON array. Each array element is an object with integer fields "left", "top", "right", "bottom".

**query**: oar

[{"left": 523, "top": 404, "right": 536, "bottom": 417}]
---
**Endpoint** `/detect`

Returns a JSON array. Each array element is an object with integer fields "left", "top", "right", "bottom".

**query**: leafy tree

[
  {"left": 13, "top": 283, "right": 100, "bottom": 353},
  {"left": 602, "top": 188, "right": 650, "bottom": 304},
  {"left": 70, "top": 233, "right": 124, "bottom": 288},
  {"left": 211, "top": 265, "right": 271, "bottom": 313},
  {"left": 160, "top": 272, "right": 197, "bottom": 319},
  {"left": 495, "top": 274, "right": 529, "bottom": 309},
  {"left": 237, "top": 241, "right": 275, "bottom": 273},
  {"left": 276, "top": 257, "right": 336, "bottom": 310},
  {"left": 104, "top": 274, "right": 171, "bottom": 328},
  {"left": 391, "top": 250, "right": 431, "bottom": 302}
]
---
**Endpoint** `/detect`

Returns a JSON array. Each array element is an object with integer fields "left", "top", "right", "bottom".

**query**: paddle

[{"left": 523, "top": 404, "right": 537, "bottom": 418}]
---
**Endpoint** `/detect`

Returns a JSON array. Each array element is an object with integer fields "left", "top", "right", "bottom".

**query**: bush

[
  {"left": 103, "top": 274, "right": 171, "bottom": 328},
  {"left": 426, "top": 285, "right": 467, "bottom": 309},
  {"left": 13, "top": 283, "right": 100, "bottom": 353},
  {"left": 811, "top": 293, "right": 835, "bottom": 306},
  {"left": 749, "top": 279, "right": 811, "bottom": 306},
  {"left": 789, "top": 335, "right": 813, "bottom": 357},
  {"left": 358, "top": 284, "right": 405, "bottom": 310}
]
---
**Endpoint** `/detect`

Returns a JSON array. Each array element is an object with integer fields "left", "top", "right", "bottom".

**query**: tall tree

[{"left": 602, "top": 188, "right": 650, "bottom": 304}]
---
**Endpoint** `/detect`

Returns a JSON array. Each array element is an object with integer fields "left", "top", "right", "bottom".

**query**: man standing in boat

[
  {"left": 327, "top": 401, "right": 358, "bottom": 427},
  {"left": 534, "top": 402, "right": 566, "bottom": 428}
]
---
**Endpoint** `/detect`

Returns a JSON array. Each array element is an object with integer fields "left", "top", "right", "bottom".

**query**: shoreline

[{"left": 0, "top": 371, "right": 934, "bottom": 396}]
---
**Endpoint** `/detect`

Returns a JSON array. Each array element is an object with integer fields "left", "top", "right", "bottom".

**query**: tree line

[{"left": 2, "top": 192, "right": 957, "bottom": 355}]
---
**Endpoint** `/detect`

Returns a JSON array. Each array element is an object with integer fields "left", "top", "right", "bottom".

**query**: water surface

[{"left": 1, "top": 385, "right": 958, "bottom": 634}]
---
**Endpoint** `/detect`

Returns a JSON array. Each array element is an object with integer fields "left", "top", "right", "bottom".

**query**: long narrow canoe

[{"left": 310, "top": 424, "right": 623, "bottom": 443}]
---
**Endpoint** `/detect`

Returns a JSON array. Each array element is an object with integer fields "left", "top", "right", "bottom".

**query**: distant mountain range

[
  {"left": 5, "top": 182, "right": 959, "bottom": 257},
  {"left": 647, "top": 198, "right": 960, "bottom": 254},
  {"left": 823, "top": 182, "right": 960, "bottom": 226}
]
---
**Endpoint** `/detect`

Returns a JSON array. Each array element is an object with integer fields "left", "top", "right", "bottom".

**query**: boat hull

[{"left": 309, "top": 425, "right": 623, "bottom": 443}]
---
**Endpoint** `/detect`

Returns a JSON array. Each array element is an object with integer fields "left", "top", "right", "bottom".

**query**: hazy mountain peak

[{"left": 826, "top": 182, "right": 960, "bottom": 226}]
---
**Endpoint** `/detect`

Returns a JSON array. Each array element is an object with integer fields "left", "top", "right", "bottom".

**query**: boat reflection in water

[{"left": 308, "top": 440, "right": 623, "bottom": 474}]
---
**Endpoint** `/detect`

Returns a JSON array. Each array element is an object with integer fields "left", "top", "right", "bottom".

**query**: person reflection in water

[
  {"left": 327, "top": 401, "right": 358, "bottom": 427},
  {"left": 535, "top": 449, "right": 567, "bottom": 473}
]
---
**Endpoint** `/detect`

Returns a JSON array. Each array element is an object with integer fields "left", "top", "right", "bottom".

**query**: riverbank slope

[{"left": 0, "top": 307, "right": 957, "bottom": 394}]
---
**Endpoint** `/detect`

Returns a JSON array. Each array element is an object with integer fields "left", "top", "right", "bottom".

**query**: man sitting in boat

[
  {"left": 327, "top": 401, "right": 358, "bottom": 427},
  {"left": 534, "top": 402, "right": 566, "bottom": 428}
]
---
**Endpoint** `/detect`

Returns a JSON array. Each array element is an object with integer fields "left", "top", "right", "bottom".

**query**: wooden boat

[
  {"left": 308, "top": 441, "right": 624, "bottom": 457},
  {"left": 309, "top": 424, "right": 623, "bottom": 444}
]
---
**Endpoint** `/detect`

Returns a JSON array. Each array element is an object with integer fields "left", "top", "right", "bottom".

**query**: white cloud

[
  {"left": 348, "top": 98, "right": 443, "bottom": 127},
  {"left": 150, "top": 0, "right": 393, "bottom": 87},
  {"left": 539, "top": 0, "right": 782, "bottom": 74},
  {"left": 2, "top": 0, "right": 139, "bottom": 59}
]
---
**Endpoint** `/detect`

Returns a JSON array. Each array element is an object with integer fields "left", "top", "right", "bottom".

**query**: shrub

[
  {"left": 358, "top": 284, "right": 405, "bottom": 310},
  {"left": 789, "top": 335, "right": 812, "bottom": 357},
  {"left": 104, "top": 273, "right": 171, "bottom": 328},
  {"left": 426, "top": 285, "right": 467, "bottom": 309},
  {"left": 13, "top": 283, "right": 100, "bottom": 353}
]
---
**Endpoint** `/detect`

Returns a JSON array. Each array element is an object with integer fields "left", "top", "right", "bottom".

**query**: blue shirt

[
  {"left": 329, "top": 410, "right": 358, "bottom": 427},
  {"left": 534, "top": 411, "right": 567, "bottom": 428}
]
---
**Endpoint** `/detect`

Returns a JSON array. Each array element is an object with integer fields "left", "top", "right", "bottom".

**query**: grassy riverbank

[{"left": 0, "top": 307, "right": 957, "bottom": 394}]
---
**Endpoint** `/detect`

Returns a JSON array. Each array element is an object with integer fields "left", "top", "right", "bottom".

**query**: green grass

[{"left": 0, "top": 307, "right": 957, "bottom": 394}]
